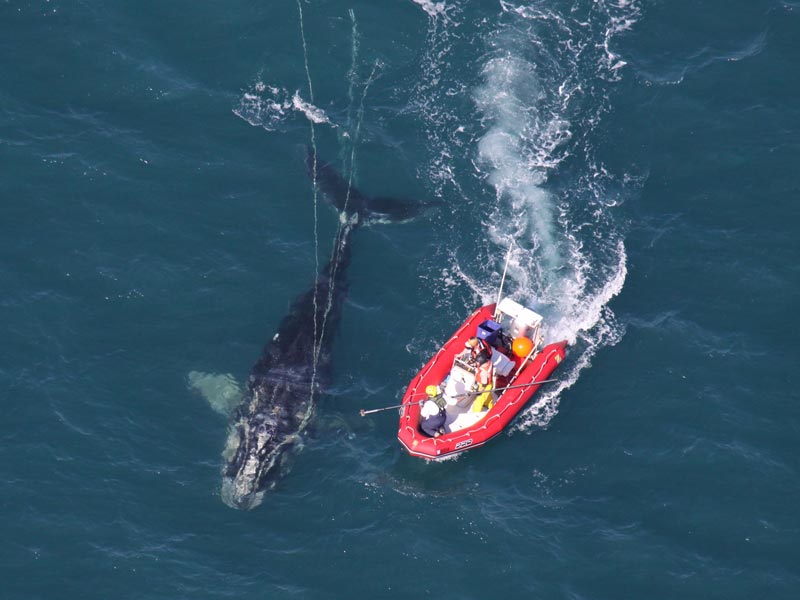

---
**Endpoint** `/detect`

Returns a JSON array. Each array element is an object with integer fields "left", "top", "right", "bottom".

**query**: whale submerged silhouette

[{"left": 190, "top": 150, "right": 438, "bottom": 509}]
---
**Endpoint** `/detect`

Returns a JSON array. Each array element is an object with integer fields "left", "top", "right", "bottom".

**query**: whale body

[
  {"left": 219, "top": 214, "right": 356, "bottom": 509},
  {"left": 193, "top": 151, "right": 431, "bottom": 510}
]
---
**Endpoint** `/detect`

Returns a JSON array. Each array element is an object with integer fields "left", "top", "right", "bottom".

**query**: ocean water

[{"left": 2, "top": 0, "right": 799, "bottom": 598}]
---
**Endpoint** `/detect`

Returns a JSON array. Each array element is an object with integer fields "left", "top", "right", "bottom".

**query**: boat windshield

[{"left": 496, "top": 312, "right": 515, "bottom": 333}]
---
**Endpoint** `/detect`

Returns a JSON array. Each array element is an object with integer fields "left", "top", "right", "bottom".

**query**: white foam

[
  {"left": 411, "top": 0, "right": 450, "bottom": 20},
  {"left": 596, "top": 0, "right": 642, "bottom": 81},
  {"left": 291, "top": 91, "right": 337, "bottom": 127},
  {"left": 232, "top": 82, "right": 339, "bottom": 131},
  {"left": 408, "top": 0, "right": 640, "bottom": 431},
  {"left": 232, "top": 82, "right": 292, "bottom": 131},
  {"left": 474, "top": 54, "right": 568, "bottom": 274}
]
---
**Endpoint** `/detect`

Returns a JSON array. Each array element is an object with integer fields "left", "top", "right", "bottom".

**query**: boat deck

[
  {"left": 444, "top": 398, "right": 486, "bottom": 433},
  {"left": 442, "top": 371, "right": 511, "bottom": 433}
]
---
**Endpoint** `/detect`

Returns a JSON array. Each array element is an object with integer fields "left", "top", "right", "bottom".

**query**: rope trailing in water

[
  {"left": 296, "top": 6, "right": 382, "bottom": 403},
  {"left": 296, "top": 0, "right": 322, "bottom": 398},
  {"left": 317, "top": 56, "right": 382, "bottom": 364}
]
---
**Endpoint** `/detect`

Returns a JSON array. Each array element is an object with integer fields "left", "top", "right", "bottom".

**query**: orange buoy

[{"left": 512, "top": 336, "right": 534, "bottom": 358}]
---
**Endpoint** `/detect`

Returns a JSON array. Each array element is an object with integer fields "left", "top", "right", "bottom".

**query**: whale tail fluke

[
  {"left": 304, "top": 146, "right": 441, "bottom": 224},
  {"left": 363, "top": 196, "right": 444, "bottom": 224}
]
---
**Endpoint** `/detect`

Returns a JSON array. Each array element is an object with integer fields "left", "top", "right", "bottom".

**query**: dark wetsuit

[{"left": 420, "top": 400, "right": 446, "bottom": 437}]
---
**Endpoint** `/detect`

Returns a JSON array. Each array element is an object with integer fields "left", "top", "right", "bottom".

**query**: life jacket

[
  {"left": 462, "top": 337, "right": 491, "bottom": 364},
  {"left": 475, "top": 349, "right": 493, "bottom": 385}
]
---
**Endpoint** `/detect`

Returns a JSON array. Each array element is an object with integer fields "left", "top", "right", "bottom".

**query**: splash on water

[
  {"left": 233, "top": 82, "right": 337, "bottom": 131},
  {"left": 232, "top": 82, "right": 293, "bottom": 131},
  {"left": 291, "top": 92, "right": 337, "bottom": 127},
  {"left": 411, "top": 0, "right": 451, "bottom": 22}
]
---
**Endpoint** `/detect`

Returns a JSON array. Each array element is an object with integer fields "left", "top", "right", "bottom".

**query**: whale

[
  {"left": 308, "top": 147, "right": 444, "bottom": 224},
  {"left": 190, "top": 151, "right": 433, "bottom": 510}
]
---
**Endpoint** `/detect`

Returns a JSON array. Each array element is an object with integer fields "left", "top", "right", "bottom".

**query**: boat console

[
  {"left": 442, "top": 359, "right": 476, "bottom": 408},
  {"left": 495, "top": 298, "right": 544, "bottom": 350}
]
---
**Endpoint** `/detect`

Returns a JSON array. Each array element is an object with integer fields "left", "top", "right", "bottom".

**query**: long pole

[
  {"left": 494, "top": 243, "right": 514, "bottom": 319},
  {"left": 359, "top": 399, "right": 427, "bottom": 417},
  {"left": 454, "top": 378, "right": 558, "bottom": 398},
  {"left": 358, "top": 378, "right": 558, "bottom": 417}
]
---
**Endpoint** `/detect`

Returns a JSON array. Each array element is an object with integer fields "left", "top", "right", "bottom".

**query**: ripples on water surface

[{"left": 2, "top": 0, "right": 799, "bottom": 598}]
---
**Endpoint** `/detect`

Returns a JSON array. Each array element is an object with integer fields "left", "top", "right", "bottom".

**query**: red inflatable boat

[{"left": 397, "top": 298, "right": 567, "bottom": 460}]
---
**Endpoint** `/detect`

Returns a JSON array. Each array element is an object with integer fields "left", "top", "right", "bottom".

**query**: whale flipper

[
  {"left": 187, "top": 371, "right": 243, "bottom": 417},
  {"left": 210, "top": 150, "right": 426, "bottom": 510}
]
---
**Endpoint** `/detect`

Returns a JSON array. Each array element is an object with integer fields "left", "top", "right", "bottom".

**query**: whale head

[{"left": 219, "top": 412, "right": 290, "bottom": 510}]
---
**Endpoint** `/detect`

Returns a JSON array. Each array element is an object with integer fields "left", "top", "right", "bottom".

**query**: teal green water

[{"left": 2, "top": 1, "right": 799, "bottom": 598}]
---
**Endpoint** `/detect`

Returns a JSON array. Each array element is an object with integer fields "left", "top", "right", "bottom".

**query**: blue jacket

[{"left": 420, "top": 407, "right": 446, "bottom": 437}]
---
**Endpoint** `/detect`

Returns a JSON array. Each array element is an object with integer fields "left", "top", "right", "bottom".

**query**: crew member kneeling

[{"left": 420, "top": 385, "right": 446, "bottom": 437}]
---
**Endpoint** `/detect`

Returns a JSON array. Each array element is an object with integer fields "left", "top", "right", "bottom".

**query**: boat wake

[
  {"left": 409, "top": 0, "right": 642, "bottom": 431},
  {"left": 231, "top": 0, "right": 642, "bottom": 436}
]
